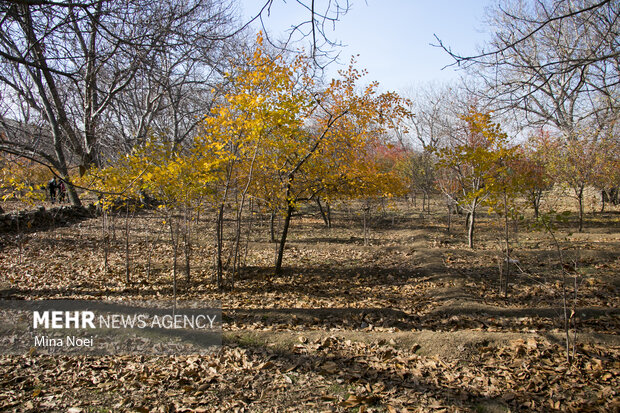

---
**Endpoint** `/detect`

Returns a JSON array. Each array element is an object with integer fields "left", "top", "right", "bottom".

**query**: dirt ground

[{"left": 0, "top": 198, "right": 619, "bottom": 412}]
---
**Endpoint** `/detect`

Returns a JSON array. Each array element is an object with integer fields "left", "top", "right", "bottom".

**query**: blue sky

[{"left": 239, "top": 0, "right": 493, "bottom": 92}]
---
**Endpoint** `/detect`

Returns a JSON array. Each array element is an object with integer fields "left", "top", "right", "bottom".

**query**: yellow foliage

[
  {"left": 81, "top": 33, "right": 413, "bottom": 214},
  {"left": 0, "top": 156, "right": 48, "bottom": 204},
  {"left": 435, "top": 107, "right": 517, "bottom": 209}
]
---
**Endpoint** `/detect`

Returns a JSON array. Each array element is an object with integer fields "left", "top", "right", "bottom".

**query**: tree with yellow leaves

[
  {"left": 435, "top": 108, "right": 515, "bottom": 248},
  {"left": 1, "top": 155, "right": 48, "bottom": 206},
  {"left": 83, "top": 134, "right": 227, "bottom": 295},
  {"left": 84, "top": 33, "right": 412, "bottom": 286},
  {"left": 257, "top": 62, "right": 410, "bottom": 274},
  {"left": 198, "top": 33, "right": 315, "bottom": 284},
  {"left": 201, "top": 35, "right": 411, "bottom": 277}
]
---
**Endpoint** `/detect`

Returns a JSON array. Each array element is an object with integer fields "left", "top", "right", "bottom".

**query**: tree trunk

[
  {"left": 102, "top": 207, "right": 109, "bottom": 275},
  {"left": 316, "top": 197, "right": 331, "bottom": 228},
  {"left": 270, "top": 210, "right": 277, "bottom": 243},
  {"left": 503, "top": 190, "right": 510, "bottom": 298},
  {"left": 215, "top": 203, "right": 225, "bottom": 288},
  {"left": 275, "top": 203, "right": 294, "bottom": 276},
  {"left": 325, "top": 201, "right": 332, "bottom": 228},
  {"left": 232, "top": 141, "right": 260, "bottom": 287},
  {"left": 381, "top": 197, "right": 387, "bottom": 218},
  {"left": 125, "top": 202, "right": 130, "bottom": 284},
  {"left": 16, "top": 214, "right": 23, "bottom": 264},
  {"left": 577, "top": 186, "right": 584, "bottom": 232},
  {"left": 111, "top": 212, "right": 116, "bottom": 241},
  {"left": 243, "top": 198, "right": 254, "bottom": 269},
  {"left": 467, "top": 209, "right": 476, "bottom": 249},
  {"left": 66, "top": 181, "right": 82, "bottom": 207},
  {"left": 184, "top": 205, "right": 191, "bottom": 285},
  {"left": 532, "top": 189, "right": 541, "bottom": 220},
  {"left": 231, "top": 205, "right": 242, "bottom": 287},
  {"left": 168, "top": 216, "right": 179, "bottom": 306},
  {"left": 362, "top": 205, "right": 370, "bottom": 246},
  {"left": 541, "top": 218, "right": 574, "bottom": 364}
]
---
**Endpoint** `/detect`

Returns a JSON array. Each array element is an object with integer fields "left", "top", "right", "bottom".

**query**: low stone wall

[{"left": 0, "top": 205, "right": 98, "bottom": 233}]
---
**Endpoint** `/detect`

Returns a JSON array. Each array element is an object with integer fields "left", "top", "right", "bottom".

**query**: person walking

[
  {"left": 58, "top": 180, "right": 66, "bottom": 203},
  {"left": 48, "top": 177, "right": 58, "bottom": 204}
]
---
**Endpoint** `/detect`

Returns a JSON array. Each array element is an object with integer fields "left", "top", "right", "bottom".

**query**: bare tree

[
  {"left": 102, "top": 6, "right": 246, "bottom": 157},
  {"left": 0, "top": 0, "right": 238, "bottom": 204},
  {"left": 461, "top": 0, "right": 619, "bottom": 136},
  {"left": 401, "top": 83, "right": 471, "bottom": 212},
  {"left": 451, "top": 0, "right": 619, "bottom": 231},
  {"left": 0, "top": 0, "right": 357, "bottom": 208},
  {"left": 248, "top": 0, "right": 352, "bottom": 66},
  {"left": 435, "top": 0, "right": 618, "bottom": 76}
]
